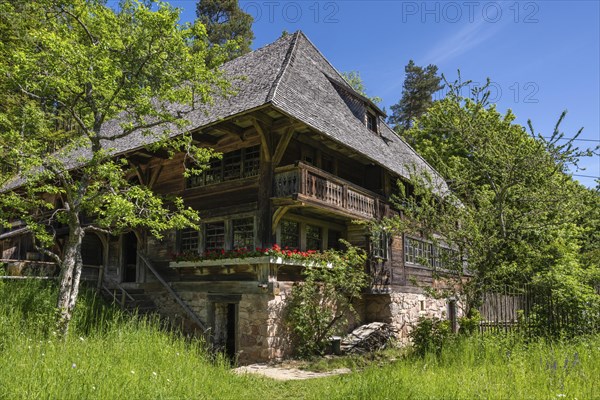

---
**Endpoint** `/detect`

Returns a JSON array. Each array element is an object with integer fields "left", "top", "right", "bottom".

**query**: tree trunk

[{"left": 56, "top": 226, "right": 84, "bottom": 337}]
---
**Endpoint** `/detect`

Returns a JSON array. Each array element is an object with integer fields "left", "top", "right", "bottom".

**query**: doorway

[
  {"left": 210, "top": 300, "right": 238, "bottom": 362},
  {"left": 122, "top": 232, "right": 137, "bottom": 283}
]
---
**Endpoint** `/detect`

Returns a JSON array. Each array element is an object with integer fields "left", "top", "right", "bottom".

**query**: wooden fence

[{"left": 477, "top": 285, "right": 599, "bottom": 337}]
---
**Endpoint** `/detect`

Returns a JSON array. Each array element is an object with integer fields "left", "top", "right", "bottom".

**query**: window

[
  {"left": 180, "top": 228, "right": 200, "bottom": 253},
  {"left": 327, "top": 229, "right": 342, "bottom": 250},
  {"left": 280, "top": 220, "right": 300, "bottom": 249},
  {"left": 205, "top": 222, "right": 225, "bottom": 251},
  {"left": 223, "top": 150, "right": 242, "bottom": 181},
  {"left": 232, "top": 217, "right": 254, "bottom": 249},
  {"left": 404, "top": 236, "right": 457, "bottom": 270},
  {"left": 187, "top": 145, "right": 260, "bottom": 188},
  {"left": 372, "top": 231, "right": 389, "bottom": 260},
  {"left": 204, "top": 158, "right": 223, "bottom": 186},
  {"left": 243, "top": 145, "right": 260, "bottom": 177},
  {"left": 306, "top": 224, "right": 322, "bottom": 250},
  {"left": 367, "top": 112, "right": 378, "bottom": 133}
]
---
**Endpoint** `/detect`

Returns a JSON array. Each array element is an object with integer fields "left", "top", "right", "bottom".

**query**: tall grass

[
  {"left": 0, "top": 280, "right": 279, "bottom": 399},
  {"left": 1, "top": 279, "right": 598, "bottom": 399}
]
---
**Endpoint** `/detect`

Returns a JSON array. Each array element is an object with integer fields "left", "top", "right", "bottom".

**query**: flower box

[{"left": 169, "top": 256, "right": 329, "bottom": 269}]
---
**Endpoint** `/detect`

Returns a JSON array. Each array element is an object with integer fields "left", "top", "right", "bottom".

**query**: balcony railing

[{"left": 274, "top": 162, "right": 389, "bottom": 219}]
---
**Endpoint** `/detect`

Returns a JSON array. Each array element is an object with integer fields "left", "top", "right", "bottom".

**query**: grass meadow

[{"left": 0, "top": 279, "right": 598, "bottom": 399}]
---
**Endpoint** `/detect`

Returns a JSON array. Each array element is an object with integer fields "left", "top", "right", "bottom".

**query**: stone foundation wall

[
  {"left": 366, "top": 292, "right": 464, "bottom": 345},
  {"left": 145, "top": 283, "right": 464, "bottom": 364}
]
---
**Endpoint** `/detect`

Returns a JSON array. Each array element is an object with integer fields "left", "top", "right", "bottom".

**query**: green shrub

[
  {"left": 285, "top": 243, "right": 368, "bottom": 357},
  {"left": 458, "top": 308, "right": 481, "bottom": 335},
  {"left": 410, "top": 316, "right": 452, "bottom": 357}
]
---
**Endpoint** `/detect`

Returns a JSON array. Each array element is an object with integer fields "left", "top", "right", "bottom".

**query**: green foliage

[
  {"left": 458, "top": 309, "right": 481, "bottom": 336},
  {"left": 409, "top": 317, "right": 452, "bottom": 357},
  {"left": 196, "top": 0, "right": 254, "bottom": 62},
  {"left": 341, "top": 71, "right": 382, "bottom": 105},
  {"left": 1, "top": 282, "right": 600, "bottom": 399},
  {"left": 384, "top": 76, "right": 600, "bottom": 332},
  {"left": 0, "top": 0, "right": 229, "bottom": 331},
  {"left": 388, "top": 60, "right": 443, "bottom": 132},
  {"left": 285, "top": 243, "right": 368, "bottom": 357}
]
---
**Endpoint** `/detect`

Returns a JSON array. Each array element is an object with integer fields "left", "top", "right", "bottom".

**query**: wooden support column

[
  {"left": 272, "top": 127, "right": 295, "bottom": 167},
  {"left": 255, "top": 119, "right": 274, "bottom": 247}
]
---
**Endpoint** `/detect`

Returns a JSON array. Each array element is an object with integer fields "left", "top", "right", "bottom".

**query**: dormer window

[{"left": 367, "top": 112, "right": 378, "bottom": 133}]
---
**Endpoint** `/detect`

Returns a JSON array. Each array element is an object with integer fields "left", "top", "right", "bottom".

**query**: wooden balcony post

[
  {"left": 342, "top": 184, "right": 348, "bottom": 208},
  {"left": 300, "top": 167, "right": 308, "bottom": 195}
]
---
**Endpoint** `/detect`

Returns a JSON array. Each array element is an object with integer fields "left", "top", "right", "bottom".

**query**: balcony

[{"left": 273, "top": 162, "right": 389, "bottom": 220}]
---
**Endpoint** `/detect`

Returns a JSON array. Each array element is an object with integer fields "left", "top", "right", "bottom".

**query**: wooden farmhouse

[{"left": 0, "top": 31, "right": 462, "bottom": 364}]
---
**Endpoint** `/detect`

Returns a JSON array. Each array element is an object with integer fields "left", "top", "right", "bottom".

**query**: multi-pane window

[
  {"left": 223, "top": 151, "right": 242, "bottom": 181},
  {"left": 243, "top": 145, "right": 260, "bottom": 177},
  {"left": 180, "top": 228, "right": 200, "bottom": 253},
  {"left": 404, "top": 236, "right": 456, "bottom": 270},
  {"left": 204, "top": 158, "right": 223, "bottom": 186},
  {"left": 205, "top": 222, "right": 225, "bottom": 251},
  {"left": 280, "top": 220, "right": 300, "bottom": 249},
  {"left": 232, "top": 217, "right": 254, "bottom": 250},
  {"left": 372, "top": 231, "right": 389, "bottom": 260},
  {"left": 306, "top": 224, "right": 322, "bottom": 250},
  {"left": 187, "top": 145, "right": 260, "bottom": 188},
  {"left": 367, "top": 112, "right": 377, "bottom": 133}
]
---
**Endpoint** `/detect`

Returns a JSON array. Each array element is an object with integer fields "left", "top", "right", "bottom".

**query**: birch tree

[{"left": 0, "top": 0, "right": 228, "bottom": 335}]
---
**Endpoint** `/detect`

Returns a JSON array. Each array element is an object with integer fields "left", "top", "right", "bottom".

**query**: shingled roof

[
  {"left": 265, "top": 32, "right": 449, "bottom": 194},
  {"left": 6, "top": 31, "right": 449, "bottom": 195}
]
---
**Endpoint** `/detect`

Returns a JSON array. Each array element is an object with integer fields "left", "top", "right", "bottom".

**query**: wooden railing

[
  {"left": 274, "top": 162, "right": 389, "bottom": 219},
  {"left": 101, "top": 283, "right": 135, "bottom": 308},
  {"left": 138, "top": 253, "right": 208, "bottom": 332}
]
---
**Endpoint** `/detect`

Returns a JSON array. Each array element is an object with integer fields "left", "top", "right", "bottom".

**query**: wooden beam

[
  {"left": 252, "top": 119, "right": 271, "bottom": 162},
  {"left": 251, "top": 110, "right": 275, "bottom": 126},
  {"left": 128, "top": 161, "right": 146, "bottom": 185},
  {"left": 211, "top": 121, "right": 245, "bottom": 138},
  {"left": 191, "top": 131, "right": 220, "bottom": 146},
  {"left": 272, "top": 127, "right": 295, "bottom": 167},
  {"left": 272, "top": 205, "right": 292, "bottom": 232},
  {"left": 148, "top": 162, "right": 164, "bottom": 189}
]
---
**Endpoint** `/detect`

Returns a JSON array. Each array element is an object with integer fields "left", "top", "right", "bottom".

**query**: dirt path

[{"left": 234, "top": 363, "right": 351, "bottom": 381}]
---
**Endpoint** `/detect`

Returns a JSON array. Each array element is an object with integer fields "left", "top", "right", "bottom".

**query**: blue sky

[{"left": 166, "top": 0, "right": 599, "bottom": 188}]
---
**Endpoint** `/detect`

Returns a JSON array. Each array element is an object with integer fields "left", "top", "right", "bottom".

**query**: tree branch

[{"left": 57, "top": 6, "right": 98, "bottom": 45}]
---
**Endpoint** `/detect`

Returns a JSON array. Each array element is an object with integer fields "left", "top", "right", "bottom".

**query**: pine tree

[
  {"left": 196, "top": 0, "right": 254, "bottom": 61},
  {"left": 389, "top": 60, "right": 443, "bottom": 132}
]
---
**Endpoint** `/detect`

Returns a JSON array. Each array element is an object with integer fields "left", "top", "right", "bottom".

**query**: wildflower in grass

[
  {"left": 72, "top": 363, "right": 76, "bottom": 369},
  {"left": 131, "top": 370, "right": 135, "bottom": 374}
]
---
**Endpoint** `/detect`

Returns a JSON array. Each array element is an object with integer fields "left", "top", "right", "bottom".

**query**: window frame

[
  {"left": 186, "top": 145, "right": 261, "bottom": 189},
  {"left": 366, "top": 111, "right": 378, "bottom": 133},
  {"left": 403, "top": 234, "right": 458, "bottom": 271},
  {"left": 371, "top": 230, "right": 389, "bottom": 260}
]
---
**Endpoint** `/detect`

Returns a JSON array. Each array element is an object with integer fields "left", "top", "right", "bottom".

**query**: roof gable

[{"left": 268, "top": 32, "right": 449, "bottom": 194}]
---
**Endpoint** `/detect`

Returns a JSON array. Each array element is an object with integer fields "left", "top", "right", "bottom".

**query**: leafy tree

[
  {"left": 196, "top": 0, "right": 254, "bottom": 62},
  {"left": 0, "top": 0, "right": 228, "bottom": 335},
  {"left": 285, "top": 244, "right": 368, "bottom": 356},
  {"left": 341, "top": 71, "right": 382, "bottom": 105},
  {"left": 388, "top": 60, "right": 443, "bottom": 133},
  {"left": 384, "top": 77, "right": 599, "bottom": 324}
]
